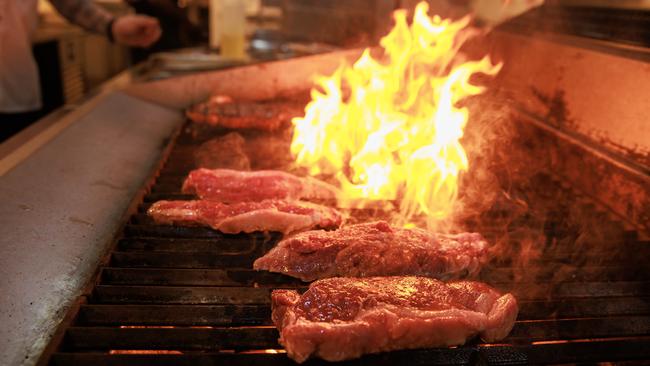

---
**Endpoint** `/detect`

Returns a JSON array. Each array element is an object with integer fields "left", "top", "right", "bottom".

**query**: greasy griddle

[{"left": 39, "top": 102, "right": 650, "bottom": 365}]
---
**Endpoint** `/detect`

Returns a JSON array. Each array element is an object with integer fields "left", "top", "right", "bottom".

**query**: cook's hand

[{"left": 112, "top": 15, "right": 162, "bottom": 48}]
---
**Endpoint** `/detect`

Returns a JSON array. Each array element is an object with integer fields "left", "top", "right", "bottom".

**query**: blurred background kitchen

[{"left": 2, "top": 0, "right": 648, "bottom": 143}]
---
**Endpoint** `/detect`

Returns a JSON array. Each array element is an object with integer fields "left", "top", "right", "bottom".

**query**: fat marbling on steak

[
  {"left": 182, "top": 168, "right": 338, "bottom": 203},
  {"left": 254, "top": 221, "right": 489, "bottom": 281},
  {"left": 147, "top": 199, "right": 342, "bottom": 234},
  {"left": 273, "top": 276, "right": 518, "bottom": 363}
]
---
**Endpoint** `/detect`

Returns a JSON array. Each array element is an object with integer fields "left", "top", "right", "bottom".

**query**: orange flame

[{"left": 291, "top": 2, "right": 502, "bottom": 229}]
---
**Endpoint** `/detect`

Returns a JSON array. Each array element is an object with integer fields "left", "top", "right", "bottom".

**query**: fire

[{"left": 291, "top": 2, "right": 502, "bottom": 229}]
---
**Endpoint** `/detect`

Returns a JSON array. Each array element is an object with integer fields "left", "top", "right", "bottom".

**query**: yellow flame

[{"left": 291, "top": 2, "right": 502, "bottom": 229}]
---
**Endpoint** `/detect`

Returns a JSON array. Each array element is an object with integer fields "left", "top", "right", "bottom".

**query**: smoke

[{"left": 428, "top": 88, "right": 631, "bottom": 297}]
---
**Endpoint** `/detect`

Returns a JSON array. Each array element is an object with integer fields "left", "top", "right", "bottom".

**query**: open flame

[{"left": 291, "top": 2, "right": 502, "bottom": 229}]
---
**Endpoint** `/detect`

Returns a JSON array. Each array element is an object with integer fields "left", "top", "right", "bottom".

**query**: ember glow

[{"left": 291, "top": 2, "right": 502, "bottom": 229}]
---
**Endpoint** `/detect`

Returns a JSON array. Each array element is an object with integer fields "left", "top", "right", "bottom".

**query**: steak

[
  {"left": 193, "top": 131, "right": 293, "bottom": 171},
  {"left": 185, "top": 95, "right": 304, "bottom": 131},
  {"left": 147, "top": 199, "right": 342, "bottom": 234},
  {"left": 193, "top": 132, "right": 251, "bottom": 170},
  {"left": 182, "top": 168, "right": 338, "bottom": 203},
  {"left": 254, "top": 221, "right": 489, "bottom": 281},
  {"left": 240, "top": 132, "right": 293, "bottom": 170},
  {"left": 272, "top": 277, "right": 518, "bottom": 363}
]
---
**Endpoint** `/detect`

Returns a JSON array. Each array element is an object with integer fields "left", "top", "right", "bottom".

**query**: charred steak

[
  {"left": 182, "top": 168, "right": 338, "bottom": 203},
  {"left": 273, "top": 276, "right": 518, "bottom": 363},
  {"left": 254, "top": 221, "right": 489, "bottom": 281},
  {"left": 147, "top": 199, "right": 342, "bottom": 234}
]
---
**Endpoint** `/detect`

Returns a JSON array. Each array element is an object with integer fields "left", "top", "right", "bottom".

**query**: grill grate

[{"left": 40, "top": 116, "right": 650, "bottom": 365}]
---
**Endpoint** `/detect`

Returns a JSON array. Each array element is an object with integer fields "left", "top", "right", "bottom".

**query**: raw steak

[
  {"left": 254, "top": 221, "right": 489, "bottom": 281},
  {"left": 182, "top": 168, "right": 338, "bottom": 203},
  {"left": 272, "top": 276, "right": 518, "bottom": 363},
  {"left": 147, "top": 199, "right": 342, "bottom": 234}
]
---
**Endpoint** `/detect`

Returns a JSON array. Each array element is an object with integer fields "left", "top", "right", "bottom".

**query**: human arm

[{"left": 48, "top": 0, "right": 161, "bottom": 47}]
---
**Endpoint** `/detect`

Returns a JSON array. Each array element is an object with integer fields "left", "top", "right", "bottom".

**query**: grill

[{"left": 37, "top": 96, "right": 650, "bottom": 365}]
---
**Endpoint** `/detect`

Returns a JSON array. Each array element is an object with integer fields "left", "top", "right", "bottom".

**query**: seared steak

[
  {"left": 193, "top": 132, "right": 251, "bottom": 170},
  {"left": 182, "top": 168, "right": 338, "bottom": 203},
  {"left": 272, "top": 277, "right": 518, "bottom": 363},
  {"left": 254, "top": 221, "right": 488, "bottom": 281},
  {"left": 193, "top": 131, "right": 294, "bottom": 171},
  {"left": 185, "top": 95, "right": 304, "bottom": 131},
  {"left": 147, "top": 199, "right": 342, "bottom": 234}
]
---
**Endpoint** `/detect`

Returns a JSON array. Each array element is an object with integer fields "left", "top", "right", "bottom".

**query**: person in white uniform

[{"left": 0, "top": 0, "right": 162, "bottom": 141}]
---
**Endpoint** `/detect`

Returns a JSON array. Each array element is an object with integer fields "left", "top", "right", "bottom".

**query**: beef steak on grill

[
  {"left": 147, "top": 199, "right": 343, "bottom": 234},
  {"left": 193, "top": 132, "right": 251, "bottom": 170},
  {"left": 272, "top": 276, "right": 518, "bottom": 363},
  {"left": 193, "top": 131, "right": 294, "bottom": 171},
  {"left": 185, "top": 95, "right": 304, "bottom": 131},
  {"left": 254, "top": 221, "right": 489, "bottom": 281},
  {"left": 182, "top": 168, "right": 339, "bottom": 203}
]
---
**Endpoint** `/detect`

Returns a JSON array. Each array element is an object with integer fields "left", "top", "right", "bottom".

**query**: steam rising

[{"left": 447, "top": 91, "right": 629, "bottom": 296}]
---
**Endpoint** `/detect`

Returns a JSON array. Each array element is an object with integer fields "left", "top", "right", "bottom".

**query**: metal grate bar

[
  {"left": 100, "top": 268, "right": 301, "bottom": 286},
  {"left": 91, "top": 285, "right": 274, "bottom": 305},
  {"left": 116, "top": 237, "right": 261, "bottom": 253},
  {"left": 63, "top": 317, "right": 650, "bottom": 352},
  {"left": 77, "top": 304, "right": 271, "bottom": 326},
  {"left": 110, "top": 252, "right": 257, "bottom": 269},
  {"left": 482, "top": 266, "right": 650, "bottom": 282},
  {"left": 51, "top": 339, "right": 650, "bottom": 366},
  {"left": 49, "top": 349, "right": 471, "bottom": 366},
  {"left": 53, "top": 338, "right": 650, "bottom": 366},
  {"left": 517, "top": 297, "right": 650, "bottom": 320},
  {"left": 64, "top": 326, "right": 279, "bottom": 350},
  {"left": 507, "top": 316, "right": 650, "bottom": 341},
  {"left": 123, "top": 225, "right": 279, "bottom": 241}
]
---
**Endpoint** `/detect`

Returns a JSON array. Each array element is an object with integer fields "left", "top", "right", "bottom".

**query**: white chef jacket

[{"left": 0, "top": 0, "right": 42, "bottom": 113}]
